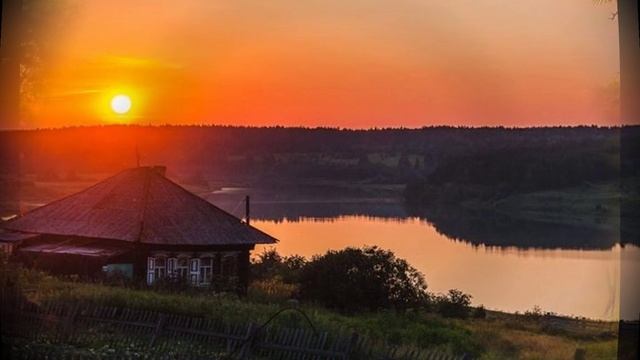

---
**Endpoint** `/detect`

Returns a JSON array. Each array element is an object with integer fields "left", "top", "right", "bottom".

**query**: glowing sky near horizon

[{"left": 27, "top": 0, "right": 620, "bottom": 128}]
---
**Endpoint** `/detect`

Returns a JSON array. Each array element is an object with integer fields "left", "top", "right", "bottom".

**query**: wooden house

[{"left": 1, "top": 166, "right": 277, "bottom": 290}]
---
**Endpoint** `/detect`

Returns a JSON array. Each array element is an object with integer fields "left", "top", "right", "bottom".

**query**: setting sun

[{"left": 111, "top": 95, "right": 132, "bottom": 115}]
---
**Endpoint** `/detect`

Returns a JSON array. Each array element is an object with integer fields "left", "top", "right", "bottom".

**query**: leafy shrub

[
  {"left": 524, "top": 305, "right": 559, "bottom": 322},
  {"left": 473, "top": 305, "right": 487, "bottom": 319},
  {"left": 208, "top": 275, "right": 242, "bottom": 293},
  {"left": 298, "top": 246, "right": 428, "bottom": 312},
  {"left": 248, "top": 278, "right": 299, "bottom": 303},
  {"left": 524, "top": 305, "right": 544, "bottom": 320},
  {"left": 251, "top": 249, "right": 306, "bottom": 284},
  {"left": 434, "top": 289, "right": 472, "bottom": 318}
]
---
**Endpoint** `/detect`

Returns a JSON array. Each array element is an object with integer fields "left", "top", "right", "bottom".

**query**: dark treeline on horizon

[
  {"left": 0, "top": 125, "right": 637, "bottom": 182},
  {"left": 2, "top": 124, "right": 636, "bottom": 247}
]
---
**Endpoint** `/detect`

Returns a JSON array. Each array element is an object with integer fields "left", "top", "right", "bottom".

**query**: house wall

[
  {"left": 16, "top": 251, "right": 107, "bottom": 276},
  {"left": 12, "top": 235, "right": 136, "bottom": 277},
  {"left": 141, "top": 245, "right": 254, "bottom": 292},
  {"left": 0, "top": 241, "right": 15, "bottom": 255},
  {"left": 10, "top": 235, "right": 256, "bottom": 293},
  {"left": 146, "top": 250, "right": 240, "bottom": 285}
]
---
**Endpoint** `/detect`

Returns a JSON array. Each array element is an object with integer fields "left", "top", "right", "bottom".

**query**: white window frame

[
  {"left": 199, "top": 257, "right": 213, "bottom": 285},
  {"left": 147, "top": 257, "right": 155, "bottom": 285},
  {"left": 154, "top": 256, "right": 167, "bottom": 281},
  {"left": 176, "top": 256, "right": 189, "bottom": 281},
  {"left": 190, "top": 258, "right": 200, "bottom": 285},
  {"left": 167, "top": 257, "right": 177, "bottom": 278}
]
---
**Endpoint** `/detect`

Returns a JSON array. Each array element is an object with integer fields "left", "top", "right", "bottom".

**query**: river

[{"left": 209, "top": 192, "right": 638, "bottom": 321}]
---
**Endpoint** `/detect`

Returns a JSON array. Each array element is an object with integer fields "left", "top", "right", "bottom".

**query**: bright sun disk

[{"left": 111, "top": 94, "right": 132, "bottom": 114}]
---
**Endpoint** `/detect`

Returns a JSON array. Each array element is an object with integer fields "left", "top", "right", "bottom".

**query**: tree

[
  {"left": 435, "top": 289, "right": 472, "bottom": 319},
  {"left": 298, "top": 246, "right": 428, "bottom": 312},
  {"left": 250, "top": 249, "right": 306, "bottom": 284}
]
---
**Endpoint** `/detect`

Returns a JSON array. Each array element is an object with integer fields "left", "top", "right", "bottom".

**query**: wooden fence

[{"left": 0, "top": 289, "right": 465, "bottom": 360}]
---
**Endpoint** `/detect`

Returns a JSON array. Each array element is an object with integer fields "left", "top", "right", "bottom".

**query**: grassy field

[{"left": 9, "top": 267, "right": 618, "bottom": 360}]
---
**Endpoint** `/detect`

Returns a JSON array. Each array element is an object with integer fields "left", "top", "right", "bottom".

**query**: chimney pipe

[{"left": 245, "top": 195, "right": 250, "bottom": 225}]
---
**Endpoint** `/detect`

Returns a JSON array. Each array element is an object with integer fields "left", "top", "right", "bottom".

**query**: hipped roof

[
  {"left": 0, "top": 230, "right": 39, "bottom": 243},
  {"left": 3, "top": 167, "right": 277, "bottom": 246}
]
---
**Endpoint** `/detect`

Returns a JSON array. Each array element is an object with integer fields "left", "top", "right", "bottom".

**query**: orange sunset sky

[{"left": 23, "top": 0, "right": 620, "bottom": 128}]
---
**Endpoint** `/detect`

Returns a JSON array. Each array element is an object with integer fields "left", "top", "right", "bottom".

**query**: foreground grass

[
  {"left": 463, "top": 317, "right": 617, "bottom": 359},
  {"left": 13, "top": 270, "right": 618, "bottom": 359}
]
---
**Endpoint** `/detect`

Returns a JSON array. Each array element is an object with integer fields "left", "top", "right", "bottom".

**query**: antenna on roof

[{"left": 245, "top": 195, "right": 250, "bottom": 226}]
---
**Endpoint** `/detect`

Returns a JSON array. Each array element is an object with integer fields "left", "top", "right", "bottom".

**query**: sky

[{"left": 23, "top": 0, "right": 620, "bottom": 128}]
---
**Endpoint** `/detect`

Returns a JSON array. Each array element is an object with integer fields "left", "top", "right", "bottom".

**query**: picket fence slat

[{"left": 0, "top": 290, "right": 465, "bottom": 360}]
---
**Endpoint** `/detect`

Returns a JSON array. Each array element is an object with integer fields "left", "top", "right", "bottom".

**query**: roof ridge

[
  {"left": 3, "top": 166, "right": 277, "bottom": 246},
  {"left": 143, "top": 170, "right": 279, "bottom": 244}
]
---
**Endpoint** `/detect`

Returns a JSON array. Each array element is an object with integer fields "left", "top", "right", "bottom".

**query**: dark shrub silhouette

[
  {"left": 435, "top": 289, "right": 472, "bottom": 318},
  {"left": 251, "top": 248, "right": 306, "bottom": 284},
  {"left": 298, "top": 246, "right": 427, "bottom": 312}
]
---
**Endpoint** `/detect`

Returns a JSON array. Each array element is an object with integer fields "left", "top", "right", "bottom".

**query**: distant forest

[
  {"left": 0, "top": 126, "right": 637, "bottom": 188},
  {"left": 1, "top": 125, "right": 638, "bottom": 245}
]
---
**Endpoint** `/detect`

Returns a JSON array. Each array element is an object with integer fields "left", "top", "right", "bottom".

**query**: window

[
  {"left": 154, "top": 256, "right": 166, "bottom": 281},
  {"left": 176, "top": 257, "right": 189, "bottom": 281},
  {"left": 147, "top": 257, "right": 155, "bottom": 285},
  {"left": 200, "top": 257, "right": 213, "bottom": 285},
  {"left": 167, "top": 258, "right": 177, "bottom": 279},
  {"left": 189, "top": 258, "right": 200, "bottom": 285}
]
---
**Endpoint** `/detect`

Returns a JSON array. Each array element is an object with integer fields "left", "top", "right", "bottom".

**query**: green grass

[{"left": 11, "top": 268, "right": 619, "bottom": 359}]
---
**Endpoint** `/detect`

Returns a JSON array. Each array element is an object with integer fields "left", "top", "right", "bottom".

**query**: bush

[
  {"left": 251, "top": 249, "right": 306, "bottom": 284},
  {"left": 435, "top": 289, "right": 472, "bottom": 319},
  {"left": 248, "top": 278, "right": 299, "bottom": 303},
  {"left": 524, "top": 305, "right": 543, "bottom": 320},
  {"left": 472, "top": 305, "right": 487, "bottom": 319},
  {"left": 298, "top": 246, "right": 428, "bottom": 312}
]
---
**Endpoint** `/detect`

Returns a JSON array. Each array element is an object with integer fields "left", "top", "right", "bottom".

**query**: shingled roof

[{"left": 3, "top": 167, "right": 277, "bottom": 246}]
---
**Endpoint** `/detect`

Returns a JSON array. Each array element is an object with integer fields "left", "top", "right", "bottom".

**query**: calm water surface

[{"left": 251, "top": 215, "right": 639, "bottom": 321}]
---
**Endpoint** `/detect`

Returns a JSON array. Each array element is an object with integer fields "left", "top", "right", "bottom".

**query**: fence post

[
  {"left": 239, "top": 322, "right": 257, "bottom": 359},
  {"left": 149, "top": 314, "right": 166, "bottom": 347},
  {"left": 62, "top": 304, "right": 80, "bottom": 343},
  {"left": 343, "top": 332, "right": 359, "bottom": 359}
]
